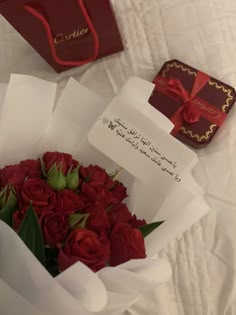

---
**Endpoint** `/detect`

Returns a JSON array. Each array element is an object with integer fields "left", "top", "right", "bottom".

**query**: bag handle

[{"left": 24, "top": 0, "right": 99, "bottom": 67}]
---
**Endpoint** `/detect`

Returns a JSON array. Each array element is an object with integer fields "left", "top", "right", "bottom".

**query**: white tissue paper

[{"left": 0, "top": 74, "right": 209, "bottom": 315}]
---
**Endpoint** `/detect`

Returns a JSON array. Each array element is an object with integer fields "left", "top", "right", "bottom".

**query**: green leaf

[
  {"left": 0, "top": 186, "right": 8, "bottom": 208},
  {"left": 6, "top": 186, "right": 17, "bottom": 210},
  {"left": 139, "top": 221, "right": 164, "bottom": 238},
  {"left": 47, "top": 163, "right": 58, "bottom": 177},
  {"left": 18, "top": 204, "right": 45, "bottom": 266},
  {"left": 0, "top": 202, "right": 16, "bottom": 227},
  {"left": 0, "top": 186, "right": 18, "bottom": 227},
  {"left": 45, "top": 247, "right": 60, "bottom": 277},
  {"left": 66, "top": 166, "right": 80, "bottom": 190},
  {"left": 69, "top": 213, "right": 90, "bottom": 229},
  {"left": 40, "top": 157, "right": 47, "bottom": 177}
]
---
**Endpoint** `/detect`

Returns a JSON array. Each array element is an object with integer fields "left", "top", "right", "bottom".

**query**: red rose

[
  {"left": 40, "top": 211, "right": 69, "bottom": 247},
  {"left": 0, "top": 164, "right": 27, "bottom": 188},
  {"left": 43, "top": 151, "right": 78, "bottom": 175},
  {"left": 108, "top": 203, "right": 132, "bottom": 227},
  {"left": 109, "top": 222, "right": 146, "bottom": 266},
  {"left": 83, "top": 204, "right": 110, "bottom": 234},
  {"left": 56, "top": 190, "right": 84, "bottom": 214},
  {"left": 59, "top": 229, "right": 110, "bottom": 272},
  {"left": 81, "top": 183, "right": 115, "bottom": 208},
  {"left": 129, "top": 215, "right": 146, "bottom": 229},
  {"left": 0, "top": 160, "right": 42, "bottom": 189},
  {"left": 20, "top": 178, "right": 56, "bottom": 209},
  {"left": 80, "top": 165, "right": 113, "bottom": 189},
  {"left": 110, "top": 181, "right": 128, "bottom": 203},
  {"left": 19, "top": 159, "right": 42, "bottom": 179}
]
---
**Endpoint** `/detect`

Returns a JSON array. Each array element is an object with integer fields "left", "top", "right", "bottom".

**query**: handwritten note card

[
  {"left": 105, "top": 117, "right": 181, "bottom": 181},
  {"left": 88, "top": 77, "right": 197, "bottom": 193}
]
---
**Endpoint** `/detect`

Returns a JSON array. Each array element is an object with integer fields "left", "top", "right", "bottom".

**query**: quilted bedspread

[{"left": 1, "top": 0, "right": 236, "bottom": 314}]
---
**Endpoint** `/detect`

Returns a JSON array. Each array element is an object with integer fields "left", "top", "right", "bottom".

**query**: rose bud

[
  {"left": 47, "top": 164, "right": 67, "bottom": 192},
  {"left": 0, "top": 186, "right": 17, "bottom": 213},
  {"left": 66, "top": 166, "right": 80, "bottom": 190}
]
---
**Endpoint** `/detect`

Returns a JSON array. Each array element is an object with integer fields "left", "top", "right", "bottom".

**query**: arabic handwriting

[
  {"left": 141, "top": 137, "right": 151, "bottom": 146},
  {"left": 116, "top": 129, "right": 125, "bottom": 138},
  {"left": 151, "top": 156, "right": 162, "bottom": 166},
  {"left": 125, "top": 136, "right": 132, "bottom": 143},
  {"left": 150, "top": 146, "right": 161, "bottom": 156},
  {"left": 139, "top": 148, "right": 151, "bottom": 158},
  {"left": 114, "top": 118, "right": 128, "bottom": 130},
  {"left": 161, "top": 167, "right": 174, "bottom": 176},
  {"left": 125, "top": 136, "right": 139, "bottom": 149},
  {"left": 106, "top": 117, "right": 182, "bottom": 183},
  {"left": 160, "top": 155, "right": 177, "bottom": 168},
  {"left": 127, "top": 128, "right": 137, "bottom": 135},
  {"left": 175, "top": 174, "right": 181, "bottom": 182}
]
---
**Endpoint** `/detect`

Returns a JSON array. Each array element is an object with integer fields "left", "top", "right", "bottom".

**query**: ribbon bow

[{"left": 168, "top": 72, "right": 210, "bottom": 135}]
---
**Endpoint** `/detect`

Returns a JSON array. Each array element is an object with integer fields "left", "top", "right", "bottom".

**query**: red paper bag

[{"left": 0, "top": 0, "right": 124, "bottom": 72}]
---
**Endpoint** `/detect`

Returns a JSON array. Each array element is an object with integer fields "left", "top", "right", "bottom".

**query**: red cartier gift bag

[{"left": 0, "top": 0, "right": 124, "bottom": 72}]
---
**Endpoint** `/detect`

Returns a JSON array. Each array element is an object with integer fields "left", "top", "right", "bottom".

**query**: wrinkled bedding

[{"left": 1, "top": 0, "right": 236, "bottom": 314}]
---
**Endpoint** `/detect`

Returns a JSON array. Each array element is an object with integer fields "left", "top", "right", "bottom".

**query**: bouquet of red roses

[
  {"left": 0, "top": 74, "right": 209, "bottom": 315},
  {"left": 0, "top": 151, "right": 162, "bottom": 276}
]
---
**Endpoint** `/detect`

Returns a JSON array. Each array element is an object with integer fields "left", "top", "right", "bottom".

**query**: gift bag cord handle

[{"left": 24, "top": 0, "right": 99, "bottom": 67}]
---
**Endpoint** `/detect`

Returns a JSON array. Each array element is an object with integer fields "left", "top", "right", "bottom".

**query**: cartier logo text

[{"left": 54, "top": 28, "right": 89, "bottom": 45}]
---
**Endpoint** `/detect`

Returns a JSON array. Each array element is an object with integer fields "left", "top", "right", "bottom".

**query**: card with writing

[{"left": 88, "top": 77, "right": 198, "bottom": 194}]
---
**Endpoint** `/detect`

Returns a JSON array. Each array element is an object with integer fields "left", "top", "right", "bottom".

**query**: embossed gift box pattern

[{"left": 149, "top": 60, "right": 236, "bottom": 148}]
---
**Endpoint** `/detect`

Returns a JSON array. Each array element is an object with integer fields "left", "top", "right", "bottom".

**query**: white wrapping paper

[
  {"left": 0, "top": 75, "right": 56, "bottom": 167},
  {"left": 0, "top": 83, "right": 7, "bottom": 116},
  {"left": 0, "top": 278, "right": 47, "bottom": 315},
  {"left": 0, "top": 75, "right": 209, "bottom": 315}
]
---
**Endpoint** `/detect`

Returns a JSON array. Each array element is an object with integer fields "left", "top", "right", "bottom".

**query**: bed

[{"left": 0, "top": 0, "right": 236, "bottom": 314}]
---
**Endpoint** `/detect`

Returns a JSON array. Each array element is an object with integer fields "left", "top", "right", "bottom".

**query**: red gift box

[
  {"left": 149, "top": 60, "right": 236, "bottom": 148},
  {"left": 0, "top": 0, "right": 124, "bottom": 72}
]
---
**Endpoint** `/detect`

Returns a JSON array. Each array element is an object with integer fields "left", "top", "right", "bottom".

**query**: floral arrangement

[
  {"left": 0, "top": 151, "right": 162, "bottom": 276},
  {"left": 0, "top": 75, "right": 209, "bottom": 315}
]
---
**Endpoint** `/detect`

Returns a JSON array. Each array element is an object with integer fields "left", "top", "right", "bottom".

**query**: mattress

[{"left": 0, "top": 0, "right": 236, "bottom": 314}]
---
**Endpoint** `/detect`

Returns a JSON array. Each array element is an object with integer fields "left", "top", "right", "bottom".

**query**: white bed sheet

[{"left": 1, "top": 0, "right": 236, "bottom": 314}]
